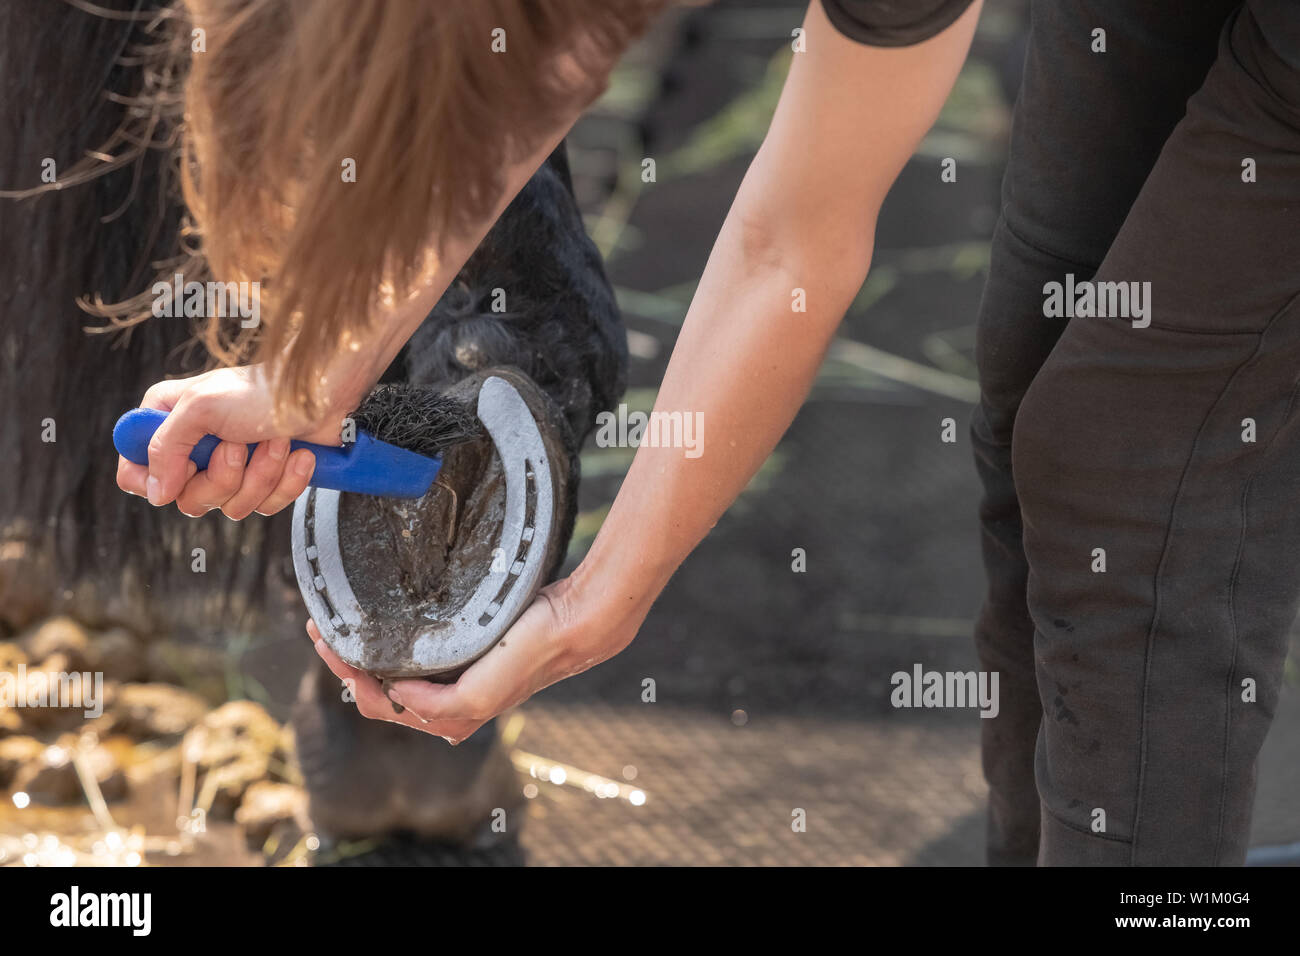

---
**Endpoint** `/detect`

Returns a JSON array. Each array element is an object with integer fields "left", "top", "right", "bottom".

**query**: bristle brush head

[{"left": 351, "top": 384, "right": 484, "bottom": 457}]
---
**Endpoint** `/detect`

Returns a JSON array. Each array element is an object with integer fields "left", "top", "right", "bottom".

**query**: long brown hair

[{"left": 90, "top": 0, "right": 662, "bottom": 418}]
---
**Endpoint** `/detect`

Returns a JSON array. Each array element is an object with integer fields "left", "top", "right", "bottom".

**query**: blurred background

[{"left": 2, "top": 0, "right": 1296, "bottom": 866}]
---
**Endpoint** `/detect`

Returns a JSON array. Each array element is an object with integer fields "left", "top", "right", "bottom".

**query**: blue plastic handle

[{"left": 112, "top": 407, "right": 441, "bottom": 499}]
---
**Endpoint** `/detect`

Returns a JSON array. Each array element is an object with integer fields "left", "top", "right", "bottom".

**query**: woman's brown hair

[{"left": 94, "top": 0, "right": 663, "bottom": 418}]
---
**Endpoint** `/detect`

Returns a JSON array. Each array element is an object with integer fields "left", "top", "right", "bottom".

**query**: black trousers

[{"left": 972, "top": 0, "right": 1300, "bottom": 865}]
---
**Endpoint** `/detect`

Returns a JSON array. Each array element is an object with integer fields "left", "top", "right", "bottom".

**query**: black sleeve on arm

[{"left": 819, "top": 0, "right": 977, "bottom": 47}]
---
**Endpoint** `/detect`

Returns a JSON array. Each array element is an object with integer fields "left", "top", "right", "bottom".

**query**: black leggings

[{"left": 972, "top": 0, "right": 1300, "bottom": 865}]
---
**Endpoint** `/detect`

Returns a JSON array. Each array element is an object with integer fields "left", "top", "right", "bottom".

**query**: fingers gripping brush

[
  {"left": 113, "top": 395, "right": 473, "bottom": 497},
  {"left": 114, "top": 368, "right": 571, "bottom": 684}
]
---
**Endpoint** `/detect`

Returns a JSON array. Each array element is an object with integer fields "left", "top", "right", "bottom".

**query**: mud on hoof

[{"left": 294, "top": 367, "right": 577, "bottom": 679}]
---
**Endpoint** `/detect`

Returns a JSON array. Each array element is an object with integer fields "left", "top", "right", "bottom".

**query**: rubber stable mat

[{"left": 511, "top": 704, "right": 986, "bottom": 866}]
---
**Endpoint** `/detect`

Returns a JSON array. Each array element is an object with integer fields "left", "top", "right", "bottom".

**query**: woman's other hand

[{"left": 306, "top": 570, "right": 650, "bottom": 743}]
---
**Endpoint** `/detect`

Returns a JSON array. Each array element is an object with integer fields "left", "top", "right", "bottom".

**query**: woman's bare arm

[{"left": 576, "top": 0, "right": 983, "bottom": 613}]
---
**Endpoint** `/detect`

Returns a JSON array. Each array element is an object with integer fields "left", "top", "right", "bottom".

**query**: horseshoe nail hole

[
  {"left": 301, "top": 490, "right": 344, "bottom": 635},
  {"left": 477, "top": 458, "right": 539, "bottom": 627}
]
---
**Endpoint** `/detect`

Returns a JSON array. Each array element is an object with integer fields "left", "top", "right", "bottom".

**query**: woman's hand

[
  {"left": 306, "top": 572, "right": 650, "bottom": 743},
  {"left": 116, "top": 365, "right": 351, "bottom": 519}
]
